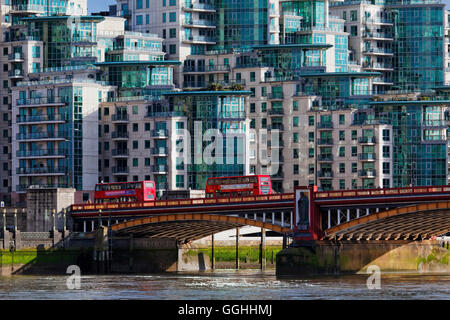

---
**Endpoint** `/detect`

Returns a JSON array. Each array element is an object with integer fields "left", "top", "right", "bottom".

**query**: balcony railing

[
  {"left": 318, "top": 171, "right": 334, "bottom": 178},
  {"left": 152, "top": 165, "right": 168, "bottom": 173},
  {"left": 17, "top": 96, "right": 68, "bottom": 106},
  {"left": 111, "top": 114, "right": 129, "bottom": 122},
  {"left": 112, "top": 167, "right": 129, "bottom": 174},
  {"left": 183, "top": 65, "right": 230, "bottom": 72},
  {"left": 16, "top": 167, "right": 68, "bottom": 175},
  {"left": 16, "top": 131, "right": 68, "bottom": 140},
  {"left": 8, "top": 69, "right": 24, "bottom": 78},
  {"left": 358, "top": 153, "right": 377, "bottom": 160},
  {"left": 183, "top": 36, "right": 216, "bottom": 43},
  {"left": 267, "top": 124, "right": 284, "bottom": 131},
  {"left": 152, "top": 129, "right": 169, "bottom": 137},
  {"left": 8, "top": 52, "right": 24, "bottom": 61},
  {"left": 359, "top": 170, "right": 377, "bottom": 177},
  {"left": 183, "top": 3, "right": 216, "bottom": 10},
  {"left": 16, "top": 184, "right": 70, "bottom": 192},
  {"left": 358, "top": 136, "right": 376, "bottom": 144},
  {"left": 183, "top": 20, "right": 215, "bottom": 27},
  {"left": 16, "top": 114, "right": 67, "bottom": 123},
  {"left": 151, "top": 147, "right": 168, "bottom": 155},
  {"left": 317, "top": 138, "right": 334, "bottom": 145},
  {"left": 318, "top": 154, "right": 333, "bottom": 161},
  {"left": 112, "top": 149, "right": 129, "bottom": 156},
  {"left": 268, "top": 93, "right": 284, "bottom": 100},
  {"left": 317, "top": 122, "right": 333, "bottom": 129},
  {"left": 111, "top": 131, "right": 129, "bottom": 139},
  {"left": 268, "top": 109, "right": 284, "bottom": 115},
  {"left": 16, "top": 149, "right": 67, "bottom": 158}
]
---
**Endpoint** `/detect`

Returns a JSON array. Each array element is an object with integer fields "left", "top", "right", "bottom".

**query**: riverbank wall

[{"left": 276, "top": 240, "right": 450, "bottom": 276}]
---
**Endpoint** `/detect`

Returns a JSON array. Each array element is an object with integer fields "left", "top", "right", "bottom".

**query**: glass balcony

[
  {"left": 183, "top": 20, "right": 215, "bottom": 27},
  {"left": 16, "top": 96, "right": 68, "bottom": 106},
  {"left": 317, "top": 122, "right": 333, "bottom": 129},
  {"left": 16, "top": 167, "right": 68, "bottom": 175},
  {"left": 16, "top": 114, "right": 67, "bottom": 123},
  {"left": 16, "top": 131, "right": 68, "bottom": 141},
  {"left": 358, "top": 170, "right": 376, "bottom": 177},
  {"left": 8, "top": 52, "right": 24, "bottom": 62},
  {"left": 358, "top": 137, "right": 376, "bottom": 144},
  {"left": 318, "top": 171, "right": 334, "bottom": 178},
  {"left": 317, "top": 138, "right": 334, "bottom": 145},
  {"left": 151, "top": 147, "right": 168, "bottom": 155},
  {"left": 152, "top": 129, "right": 169, "bottom": 138},
  {"left": 16, "top": 149, "right": 67, "bottom": 158},
  {"left": 112, "top": 167, "right": 129, "bottom": 174},
  {"left": 8, "top": 69, "right": 24, "bottom": 79},
  {"left": 111, "top": 114, "right": 129, "bottom": 122},
  {"left": 268, "top": 109, "right": 284, "bottom": 115},
  {"left": 152, "top": 165, "right": 168, "bottom": 173},
  {"left": 358, "top": 153, "right": 376, "bottom": 160},
  {"left": 318, "top": 154, "right": 333, "bottom": 161},
  {"left": 111, "top": 131, "right": 129, "bottom": 139},
  {"left": 267, "top": 92, "right": 284, "bottom": 100},
  {"left": 111, "top": 149, "right": 129, "bottom": 157}
]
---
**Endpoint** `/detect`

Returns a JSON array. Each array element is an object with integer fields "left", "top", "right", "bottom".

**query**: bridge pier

[
  {"left": 235, "top": 228, "right": 239, "bottom": 270},
  {"left": 260, "top": 228, "right": 266, "bottom": 270},
  {"left": 211, "top": 233, "right": 215, "bottom": 270},
  {"left": 276, "top": 240, "right": 450, "bottom": 276}
]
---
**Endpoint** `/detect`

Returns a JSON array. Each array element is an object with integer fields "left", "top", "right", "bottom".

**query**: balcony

[
  {"left": 422, "top": 120, "right": 447, "bottom": 127},
  {"left": 318, "top": 154, "right": 333, "bottom": 162},
  {"left": 111, "top": 131, "right": 129, "bottom": 139},
  {"left": 16, "top": 166, "right": 68, "bottom": 175},
  {"left": 16, "top": 114, "right": 67, "bottom": 124},
  {"left": 317, "top": 138, "right": 333, "bottom": 145},
  {"left": 363, "top": 62, "right": 394, "bottom": 70},
  {"left": 16, "top": 149, "right": 67, "bottom": 158},
  {"left": 10, "top": 4, "right": 46, "bottom": 14},
  {"left": 16, "top": 183, "right": 70, "bottom": 192},
  {"left": 16, "top": 131, "right": 68, "bottom": 141},
  {"left": 183, "top": 65, "right": 230, "bottom": 73},
  {"left": 112, "top": 167, "right": 129, "bottom": 174},
  {"left": 318, "top": 171, "right": 334, "bottom": 178},
  {"left": 111, "top": 149, "right": 129, "bottom": 157},
  {"left": 152, "top": 165, "right": 168, "bottom": 174},
  {"left": 317, "top": 122, "right": 333, "bottom": 129},
  {"left": 267, "top": 92, "right": 284, "bottom": 100},
  {"left": 358, "top": 153, "right": 376, "bottom": 161},
  {"left": 358, "top": 137, "right": 376, "bottom": 144},
  {"left": 111, "top": 114, "right": 129, "bottom": 122},
  {"left": 268, "top": 109, "right": 284, "bottom": 115},
  {"left": 359, "top": 170, "right": 376, "bottom": 177},
  {"left": 16, "top": 96, "right": 68, "bottom": 107},
  {"left": 8, "top": 52, "right": 24, "bottom": 62},
  {"left": 8, "top": 69, "right": 24, "bottom": 79},
  {"left": 183, "top": 36, "right": 216, "bottom": 44},
  {"left": 151, "top": 147, "right": 168, "bottom": 156},
  {"left": 267, "top": 124, "right": 284, "bottom": 131},
  {"left": 152, "top": 129, "right": 169, "bottom": 138},
  {"left": 362, "top": 33, "right": 393, "bottom": 40},
  {"left": 182, "top": 20, "right": 216, "bottom": 28},
  {"left": 182, "top": 3, "right": 216, "bottom": 11}
]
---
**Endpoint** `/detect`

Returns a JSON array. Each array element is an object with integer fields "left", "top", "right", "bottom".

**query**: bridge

[{"left": 70, "top": 185, "right": 450, "bottom": 243}]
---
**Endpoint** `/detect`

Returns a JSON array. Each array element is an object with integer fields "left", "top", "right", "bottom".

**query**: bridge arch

[
  {"left": 324, "top": 201, "right": 450, "bottom": 241},
  {"left": 111, "top": 213, "right": 292, "bottom": 242}
]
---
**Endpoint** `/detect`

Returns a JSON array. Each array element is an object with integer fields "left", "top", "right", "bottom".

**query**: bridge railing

[
  {"left": 71, "top": 193, "right": 295, "bottom": 212},
  {"left": 315, "top": 185, "right": 450, "bottom": 200}
]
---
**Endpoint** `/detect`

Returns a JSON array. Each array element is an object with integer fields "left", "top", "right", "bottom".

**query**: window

[
  {"left": 293, "top": 101, "right": 298, "bottom": 111},
  {"left": 339, "top": 131, "right": 345, "bottom": 141},
  {"left": 169, "top": 28, "right": 176, "bottom": 38},
  {"left": 383, "top": 179, "right": 390, "bottom": 188},
  {"left": 383, "top": 162, "right": 390, "bottom": 174},
  {"left": 146, "top": 14, "right": 150, "bottom": 24},
  {"left": 382, "top": 129, "right": 390, "bottom": 141},
  {"left": 136, "top": 15, "right": 143, "bottom": 25},
  {"left": 145, "top": 123, "right": 150, "bottom": 131},
  {"left": 350, "top": 26, "right": 357, "bottom": 37},
  {"left": 250, "top": 88, "right": 255, "bottom": 97},
  {"left": 250, "top": 119, "right": 255, "bottom": 129},
  {"left": 145, "top": 158, "right": 151, "bottom": 166},
  {"left": 133, "top": 176, "right": 139, "bottom": 182},
  {"left": 133, "top": 158, "right": 138, "bottom": 167},
  {"left": 293, "top": 149, "right": 299, "bottom": 158},
  {"left": 293, "top": 117, "right": 299, "bottom": 127},
  {"left": 309, "top": 164, "right": 314, "bottom": 174},
  {"left": 339, "top": 147, "right": 345, "bottom": 157},
  {"left": 350, "top": 10, "right": 357, "bottom": 21},
  {"left": 309, "top": 116, "right": 314, "bottom": 126},
  {"left": 339, "top": 163, "right": 345, "bottom": 173},
  {"left": 309, "top": 148, "right": 314, "bottom": 158},
  {"left": 308, "top": 132, "right": 314, "bottom": 142},
  {"left": 104, "top": 125, "right": 109, "bottom": 133},
  {"left": 293, "top": 132, "right": 299, "bottom": 143},
  {"left": 104, "top": 142, "right": 109, "bottom": 151},
  {"left": 250, "top": 103, "right": 255, "bottom": 113},
  {"left": 261, "top": 87, "right": 267, "bottom": 97},
  {"left": 261, "top": 102, "right": 267, "bottom": 112},
  {"left": 133, "top": 141, "right": 138, "bottom": 149},
  {"left": 3, "top": 163, "right": 7, "bottom": 171},
  {"left": 170, "top": 0, "right": 176, "bottom": 5},
  {"left": 104, "top": 159, "right": 109, "bottom": 168},
  {"left": 383, "top": 146, "right": 390, "bottom": 158},
  {"left": 133, "top": 123, "right": 138, "bottom": 132},
  {"left": 351, "top": 130, "right": 357, "bottom": 140},
  {"left": 136, "top": 0, "right": 143, "bottom": 9},
  {"left": 169, "top": 44, "right": 176, "bottom": 54},
  {"left": 351, "top": 146, "right": 357, "bottom": 157},
  {"left": 261, "top": 118, "right": 267, "bottom": 128},
  {"left": 250, "top": 72, "right": 255, "bottom": 82},
  {"left": 293, "top": 164, "right": 299, "bottom": 175},
  {"left": 339, "top": 114, "right": 345, "bottom": 125},
  {"left": 145, "top": 140, "right": 150, "bottom": 149},
  {"left": 176, "top": 175, "right": 184, "bottom": 188},
  {"left": 339, "top": 180, "right": 345, "bottom": 190},
  {"left": 169, "top": 12, "right": 176, "bottom": 22},
  {"left": 352, "top": 163, "right": 357, "bottom": 173},
  {"left": 162, "top": 13, "right": 166, "bottom": 23},
  {"left": 132, "top": 106, "right": 138, "bottom": 114},
  {"left": 104, "top": 107, "right": 109, "bottom": 116}
]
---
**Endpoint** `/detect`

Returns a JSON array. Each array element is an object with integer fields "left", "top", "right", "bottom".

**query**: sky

[
  {"left": 88, "top": 0, "right": 450, "bottom": 14},
  {"left": 88, "top": 0, "right": 116, "bottom": 13}
]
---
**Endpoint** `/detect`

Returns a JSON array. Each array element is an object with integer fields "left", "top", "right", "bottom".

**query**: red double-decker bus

[
  {"left": 205, "top": 175, "right": 273, "bottom": 198},
  {"left": 94, "top": 181, "right": 156, "bottom": 203}
]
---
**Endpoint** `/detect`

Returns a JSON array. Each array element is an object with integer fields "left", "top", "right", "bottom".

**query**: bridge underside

[
  {"left": 324, "top": 208, "right": 450, "bottom": 241},
  {"left": 111, "top": 213, "right": 291, "bottom": 243}
]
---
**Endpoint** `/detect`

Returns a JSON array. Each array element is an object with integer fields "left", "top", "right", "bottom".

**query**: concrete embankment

[
  {"left": 0, "top": 249, "right": 86, "bottom": 276},
  {"left": 276, "top": 240, "right": 450, "bottom": 276}
]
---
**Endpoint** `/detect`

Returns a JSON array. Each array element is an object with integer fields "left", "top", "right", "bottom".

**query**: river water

[{"left": 0, "top": 270, "right": 449, "bottom": 300}]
